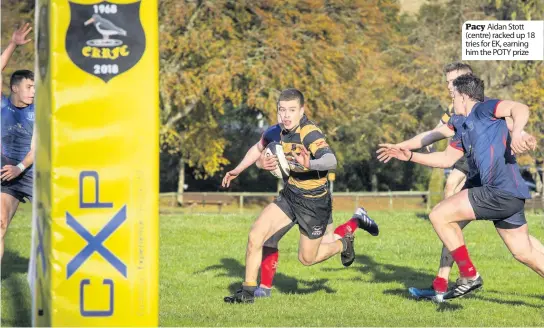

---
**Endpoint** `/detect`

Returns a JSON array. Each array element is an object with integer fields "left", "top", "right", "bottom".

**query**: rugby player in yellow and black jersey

[{"left": 224, "top": 88, "right": 378, "bottom": 304}]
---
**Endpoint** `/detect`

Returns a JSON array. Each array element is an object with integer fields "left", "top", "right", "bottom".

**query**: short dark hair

[
  {"left": 443, "top": 62, "right": 473, "bottom": 75},
  {"left": 278, "top": 88, "right": 304, "bottom": 107},
  {"left": 453, "top": 74, "right": 484, "bottom": 102},
  {"left": 10, "top": 70, "right": 34, "bottom": 90}
]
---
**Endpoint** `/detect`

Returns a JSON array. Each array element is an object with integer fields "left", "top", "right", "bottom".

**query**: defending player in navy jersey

[
  {"left": 1, "top": 23, "right": 35, "bottom": 262},
  {"left": 379, "top": 74, "right": 544, "bottom": 303},
  {"left": 377, "top": 62, "right": 539, "bottom": 300}
]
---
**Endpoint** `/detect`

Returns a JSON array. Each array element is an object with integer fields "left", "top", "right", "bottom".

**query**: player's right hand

[
  {"left": 376, "top": 147, "right": 411, "bottom": 163},
  {"left": 376, "top": 144, "right": 400, "bottom": 163},
  {"left": 258, "top": 153, "right": 278, "bottom": 171},
  {"left": 520, "top": 132, "right": 537, "bottom": 153},
  {"left": 222, "top": 170, "right": 240, "bottom": 188},
  {"left": 11, "top": 22, "right": 32, "bottom": 46},
  {"left": 511, "top": 131, "right": 531, "bottom": 154}
]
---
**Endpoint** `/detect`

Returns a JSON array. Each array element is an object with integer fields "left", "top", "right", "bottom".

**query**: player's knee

[
  {"left": 429, "top": 209, "right": 450, "bottom": 227},
  {"left": 428, "top": 210, "right": 440, "bottom": 225},
  {"left": 0, "top": 212, "right": 8, "bottom": 233},
  {"left": 298, "top": 253, "right": 315, "bottom": 266},
  {"left": 247, "top": 230, "right": 265, "bottom": 251}
]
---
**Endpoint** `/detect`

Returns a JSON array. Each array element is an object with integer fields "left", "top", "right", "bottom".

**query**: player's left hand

[
  {"left": 293, "top": 147, "right": 311, "bottom": 169},
  {"left": 221, "top": 170, "right": 240, "bottom": 188},
  {"left": 0, "top": 165, "right": 23, "bottom": 182},
  {"left": 511, "top": 131, "right": 531, "bottom": 154}
]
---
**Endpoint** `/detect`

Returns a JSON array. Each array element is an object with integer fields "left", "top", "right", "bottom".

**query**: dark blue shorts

[
  {"left": 1, "top": 155, "right": 33, "bottom": 202},
  {"left": 467, "top": 185, "right": 526, "bottom": 229}
]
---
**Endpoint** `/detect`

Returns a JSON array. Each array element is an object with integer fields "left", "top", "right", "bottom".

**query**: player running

[
  {"left": 378, "top": 62, "right": 539, "bottom": 300},
  {"left": 224, "top": 88, "right": 378, "bottom": 303},
  {"left": 379, "top": 74, "right": 544, "bottom": 302}
]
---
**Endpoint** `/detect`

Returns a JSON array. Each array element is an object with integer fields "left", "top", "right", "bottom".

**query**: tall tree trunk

[
  {"left": 371, "top": 173, "right": 378, "bottom": 192},
  {"left": 177, "top": 157, "right": 185, "bottom": 206}
]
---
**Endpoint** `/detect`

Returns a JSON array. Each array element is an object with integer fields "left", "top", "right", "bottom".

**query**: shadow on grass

[
  {"left": 484, "top": 289, "right": 544, "bottom": 301},
  {"left": 470, "top": 290, "right": 544, "bottom": 309},
  {"left": 323, "top": 254, "right": 436, "bottom": 290},
  {"left": 1, "top": 250, "right": 31, "bottom": 327},
  {"left": 415, "top": 212, "right": 430, "bottom": 221},
  {"left": 1, "top": 250, "right": 28, "bottom": 281},
  {"left": 197, "top": 258, "right": 336, "bottom": 295},
  {"left": 323, "top": 253, "right": 464, "bottom": 311}
]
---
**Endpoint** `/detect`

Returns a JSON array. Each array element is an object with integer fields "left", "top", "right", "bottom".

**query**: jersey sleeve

[
  {"left": 259, "top": 133, "right": 269, "bottom": 148},
  {"left": 259, "top": 124, "right": 278, "bottom": 148},
  {"left": 300, "top": 124, "right": 332, "bottom": 159},
  {"left": 446, "top": 116, "right": 455, "bottom": 131},
  {"left": 449, "top": 129, "right": 464, "bottom": 152},
  {"left": 475, "top": 98, "right": 501, "bottom": 120}
]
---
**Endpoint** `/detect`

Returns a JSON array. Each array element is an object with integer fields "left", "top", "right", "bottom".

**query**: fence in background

[
  {"left": 160, "top": 191, "right": 432, "bottom": 213},
  {"left": 159, "top": 191, "right": 544, "bottom": 214}
]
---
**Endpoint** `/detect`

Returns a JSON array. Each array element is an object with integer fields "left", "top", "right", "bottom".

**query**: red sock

[
  {"left": 451, "top": 245, "right": 477, "bottom": 278},
  {"left": 432, "top": 276, "right": 448, "bottom": 293},
  {"left": 260, "top": 247, "right": 279, "bottom": 288},
  {"left": 333, "top": 218, "right": 359, "bottom": 237}
]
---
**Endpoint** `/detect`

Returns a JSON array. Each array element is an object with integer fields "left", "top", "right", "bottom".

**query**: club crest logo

[{"left": 65, "top": 1, "right": 145, "bottom": 82}]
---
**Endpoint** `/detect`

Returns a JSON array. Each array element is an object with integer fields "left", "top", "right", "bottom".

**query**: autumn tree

[{"left": 159, "top": 0, "right": 447, "bottom": 196}]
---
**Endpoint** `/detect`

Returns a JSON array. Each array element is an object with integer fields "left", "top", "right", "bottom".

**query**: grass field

[{"left": 2, "top": 203, "right": 544, "bottom": 326}]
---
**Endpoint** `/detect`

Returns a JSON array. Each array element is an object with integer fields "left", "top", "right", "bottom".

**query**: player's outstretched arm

[
  {"left": 495, "top": 100, "right": 531, "bottom": 154},
  {"left": 384, "top": 124, "right": 455, "bottom": 152},
  {"left": 377, "top": 145, "right": 463, "bottom": 169},
  {"left": 376, "top": 124, "right": 455, "bottom": 162},
  {"left": 1, "top": 23, "right": 32, "bottom": 72},
  {"left": 221, "top": 142, "right": 264, "bottom": 188}
]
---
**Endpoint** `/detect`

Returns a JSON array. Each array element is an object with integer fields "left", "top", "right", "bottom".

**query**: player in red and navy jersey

[{"left": 380, "top": 74, "right": 544, "bottom": 302}]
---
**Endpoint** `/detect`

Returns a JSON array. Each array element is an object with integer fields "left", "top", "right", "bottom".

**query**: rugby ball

[{"left": 264, "top": 142, "right": 290, "bottom": 179}]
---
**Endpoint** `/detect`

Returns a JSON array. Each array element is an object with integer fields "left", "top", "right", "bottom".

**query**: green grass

[{"left": 2, "top": 203, "right": 544, "bottom": 326}]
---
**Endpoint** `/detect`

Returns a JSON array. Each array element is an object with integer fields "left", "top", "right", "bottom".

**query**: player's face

[
  {"left": 12, "top": 78, "right": 35, "bottom": 106},
  {"left": 278, "top": 99, "right": 304, "bottom": 130},
  {"left": 446, "top": 70, "right": 468, "bottom": 98},
  {"left": 452, "top": 89, "right": 466, "bottom": 116}
]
